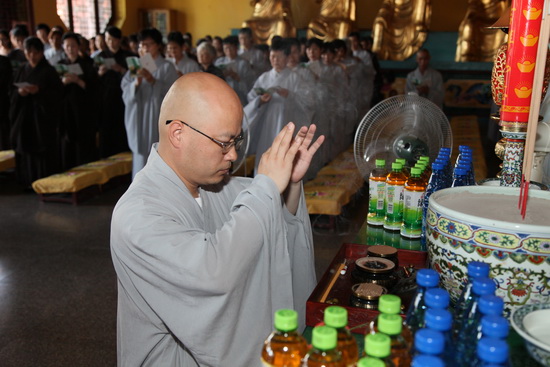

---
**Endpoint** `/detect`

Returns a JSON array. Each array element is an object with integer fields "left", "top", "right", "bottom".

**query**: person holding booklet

[
  {"left": 121, "top": 27, "right": 178, "bottom": 177},
  {"left": 96, "top": 26, "right": 134, "bottom": 158},
  {"left": 165, "top": 31, "right": 200, "bottom": 77},
  {"left": 9, "top": 37, "right": 63, "bottom": 188},
  {"left": 57, "top": 32, "right": 99, "bottom": 169}
]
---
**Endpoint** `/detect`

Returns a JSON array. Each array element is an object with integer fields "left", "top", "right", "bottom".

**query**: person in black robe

[
  {"left": 9, "top": 37, "right": 63, "bottom": 188},
  {"left": 96, "top": 26, "right": 134, "bottom": 158},
  {"left": 58, "top": 32, "right": 99, "bottom": 169},
  {"left": 0, "top": 55, "right": 12, "bottom": 150}
]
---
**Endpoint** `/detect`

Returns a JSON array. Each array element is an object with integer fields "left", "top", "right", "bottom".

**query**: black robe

[
  {"left": 97, "top": 48, "right": 134, "bottom": 157},
  {"left": 9, "top": 57, "right": 63, "bottom": 187},
  {"left": 58, "top": 56, "right": 99, "bottom": 169},
  {"left": 0, "top": 55, "right": 12, "bottom": 150}
]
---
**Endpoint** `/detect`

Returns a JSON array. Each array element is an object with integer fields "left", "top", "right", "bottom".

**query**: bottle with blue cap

[
  {"left": 411, "top": 355, "right": 444, "bottom": 367},
  {"left": 424, "top": 308, "right": 455, "bottom": 366},
  {"left": 303, "top": 326, "right": 344, "bottom": 367},
  {"left": 478, "top": 315, "right": 509, "bottom": 341},
  {"left": 474, "top": 337, "right": 511, "bottom": 367},
  {"left": 424, "top": 288, "right": 449, "bottom": 310},
  {"left": 455, "top": 277, "right": 497, "bottom": 365},
  {"left": 405, "top": 269, "right": 439, "bottom": 334},
  {"left": 453, "top": 261, "right": 490, "bottom": 337},
  {"left": 451, "top": 166, "right": 470, "bottom": 187},
  {"left": 413, "top": 328, "right": 444, "bottom": 358},
  {"left": 421, "top": 161, "right": 447, "bottom": 247}
]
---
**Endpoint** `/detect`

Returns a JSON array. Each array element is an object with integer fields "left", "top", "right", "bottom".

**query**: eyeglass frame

[{"left": 166, "top": 119, "right": 244, "bottom": 154}]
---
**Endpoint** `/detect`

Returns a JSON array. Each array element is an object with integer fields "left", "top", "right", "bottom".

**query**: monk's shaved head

[
  {"left": 158, "top": 72, "right": 242, "bottom": 145},
  {"left": 157, "top": 72, "right": 243, "bottom": 195}
]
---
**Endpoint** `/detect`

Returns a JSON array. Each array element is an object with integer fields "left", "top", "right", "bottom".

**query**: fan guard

[{"left": 354, "top": 94, "right": 453, "bottom": 181}]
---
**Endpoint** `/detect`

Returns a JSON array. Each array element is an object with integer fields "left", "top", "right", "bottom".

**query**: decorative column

[{"left": 500, "top": 0, "right": 544, "bottom": 186}]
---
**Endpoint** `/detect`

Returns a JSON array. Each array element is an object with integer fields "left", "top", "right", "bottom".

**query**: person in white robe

[
  {"left": 245, "top": 39, "right": 315, "bottom": 171},
  {"left": 121, "top": 28, "right": 178, "bottom": 177},
  {"left": 348, "top": 32, "right": 376, "bottom": 113},
  {"left": 166, "top": 31, "right": 200, "bottom": 77},
  {"left": 405, "top": 48, "right": 444, "bottom": 109},
  {"left": 111, "top": 72, "right": 324, "bottom": 366},
  {"left": 238, "top": 27, "right": 270, "bottom": 79},
  {"left": 214, "top": 35, "right": 254, "bottom": 106},
  {"left": 44, "top": 29, "right": 64, "bottom": 66}
]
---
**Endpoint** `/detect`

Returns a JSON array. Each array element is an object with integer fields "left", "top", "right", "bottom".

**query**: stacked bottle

[
  {"left": 384, "top": 163, "right": 407, "bottom": 231},
  {"left": 363, "top": 333, "right": 395, "bottom": 366},
  {"left": 303, "top": 325, "right": 344, "bottom": 366},
  {"left": 377, "top": 314, "right": 411, "bottom": 366},
  {"left": 323, "top": 306, "right": 359, "bottom": 367},
  {"left": 424, "top": 308, "right": 455, "bottom": 366},
  {"left": 368, "top": 159, "right": 388, "bottom": 226},
  {"left": 366, "top": 294, "right": 413, "bottom": 348},
  {"left": 401, "top": 167, "right": 426, "bottom": 239},
  {"left": 405, "top": 269, "right": 440, "bottom": 334},
  {"left": 261, "top": 309, "right": 308, "bottom": 366}
]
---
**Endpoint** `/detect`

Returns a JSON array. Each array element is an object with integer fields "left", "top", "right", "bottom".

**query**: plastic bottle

[
  {"left": 357, "top": 357, "right": 386, "bottom": 367},
  {"left": 474, "top": 337, "right": 511, "bottom": 367},
  {"left": 401, "top": 167, "right": 426, "bottom": 238},
  {"left": 455, "top": 277, "right": 497, "bottom": 365},
  {"left": 384, "top": 163, "right": 407, "bottom": 231},
  {"left": 368, "top": 159, "right": 388, "bottom": 226},
  {"left": 411, "top": 355, "right": 444, "bottom": 367},
  {"left": 421, "top": 162, "right": 447, "bottom": 247},
  {"left": 424, "top": 308, "right": 455, "bottom": 367},
  {"left": 363, "top": 333, "right": 396, "bottom": 366},
  {"left": 424, "top": 288, "right": 449, "bottom": 310},
  {"left": 366, "top": 295, "right": 414, "bottom": 347},
  {"left": 452, "top": 166, "right": 470, "bottom": 187},
  {"left": 261, "top": 309, "right": 308, "bottom": 367},
  {"left": 413, "top": 328, "right": 444, "bottom": 357},
  {"left": 479, "top": 315, "right": 509, "bottom": 340},
  {"left": 324, "top": 306, "right": 359, "bottom": 367},
  {"left": 453, "top": 262, "right": 490, "bottom": 336},
  {"left": 405, "top": 269, "right": 439, "bottom": 334},
  {"left": 377, "top": 314, "right": 412, "bottom": 367},
  {"left": 303, "top": 326, "right": 344, "bottom": 367},
  {"left": 395, "top": 159, "right": 409, "bottom": 178}
]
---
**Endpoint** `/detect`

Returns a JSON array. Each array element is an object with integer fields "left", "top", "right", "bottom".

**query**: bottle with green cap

[
  {"left": 384, "top": 162, "right": 406, "bottom": 231},
  {"left": 261, "top": 309, "right": 308, "bottom": 367},
  {"left": 303, "top": 326, "right": 344, "bottom": 367},
  {"left": 366, "top": 295, "right": 413, "bottom": 347},
  {"left": 357, "top": 357, "right": 386, "bottom": 367},
  {"left": 363, "top": 333, "right": 396, "bottom": 366},
  {"left": 377, "top": 314, "right": 412, "bottom": 367},
  {"left": 368, "top": 159, "right": 388, "bottom": 226},
  {"left": 400, "top": 167, "right": 426, "bottom": 239},
  {"left": 395, "top": 158, "right": 410, "bottom": 178},
  {"left": 324, "top": 306, "right": 358, "bottom": 367}
]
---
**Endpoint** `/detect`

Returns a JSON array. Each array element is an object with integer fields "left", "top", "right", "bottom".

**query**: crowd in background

[{"left": 0, "top": 22, "right": 385, "bottom": 187}]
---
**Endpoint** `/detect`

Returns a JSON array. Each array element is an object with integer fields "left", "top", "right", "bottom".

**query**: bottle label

[
  {"left": 401, "top": 189, "right": 424, "bottom": 237},
  {"left": 385, "top": 184, "right": 404, "bottom": 229},
  {"left": 368, "top": 179, "right": 386, "bottom": 224}
]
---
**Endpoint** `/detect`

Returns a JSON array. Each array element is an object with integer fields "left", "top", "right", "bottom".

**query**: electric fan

[{"left": 354, "top": 93, "right": 453, "bottom": 180}]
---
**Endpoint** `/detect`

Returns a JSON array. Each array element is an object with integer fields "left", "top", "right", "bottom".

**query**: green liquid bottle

[
  {"left": 324, "top": 306, "right": 359, "bottom": 367},
  {"left": 366, "top": 295, "right": 413, "bottom": 348},
  {"left": 368, "top": 159, "right": 388, "bottom": 226},
  {"left": 395, "top": 159, "right": 410, "bottom": 178},
  {"left": 401, "top": 167, "right": 426, "bottom": 239},
  {"left": 377, "top": 314, "right": 412, "bottom": 367},
  {"left": 303, "top": 326, "right": 345, "bottom": 367},
  {"left": 384, "top": 163, "right": 406, "bottom": 231},
  {"left": 261, "top": 309, "right": 308, "bottom": 367},
  {"left": 364, "top": 333, "right": 396, "bottom": 366}
]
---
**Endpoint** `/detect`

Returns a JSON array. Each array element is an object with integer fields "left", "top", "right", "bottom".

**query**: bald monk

[{"left": 110, "top": 72, "right": 324, "bottom": 366}]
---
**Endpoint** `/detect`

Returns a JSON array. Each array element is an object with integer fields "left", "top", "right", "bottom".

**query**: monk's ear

[{"left": 167, "top": 120, "right": 184, "bottom": 148}]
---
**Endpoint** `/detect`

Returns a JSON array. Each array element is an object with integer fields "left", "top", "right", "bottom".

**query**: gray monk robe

[{"left": 111, "top": 144, "right": 317, "bottom": 367}]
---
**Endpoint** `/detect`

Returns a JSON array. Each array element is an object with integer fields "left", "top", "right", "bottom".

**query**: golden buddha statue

[
  {"left": 307, "top": 0, "right": 356, "bottom": 41},
  {"left": 371, "top": 0, "right": 432, "bottom": 61},
  {"left": 455, "top": 0, "right": 509, "bottom": 62},
  {"left": 243, "top": 0, "right": 296, "bottom": 44}
]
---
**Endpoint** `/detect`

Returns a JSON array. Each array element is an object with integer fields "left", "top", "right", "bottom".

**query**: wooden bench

[{"left": 0, "top": 150, "right": 15, "bottom": 172}]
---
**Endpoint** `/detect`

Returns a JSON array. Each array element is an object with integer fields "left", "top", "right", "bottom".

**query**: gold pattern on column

[
  {"left": 371, "top": 0, "right": 432, "bottom": 61},
  {"left": 455, "top": 0, "right": 509, "bottom": 62},
  {"left": 243, "top": 0, "right": 296, "bottom": 44},
  {"left": 306, "top": 0, "right": 356, "bottom": 41}
]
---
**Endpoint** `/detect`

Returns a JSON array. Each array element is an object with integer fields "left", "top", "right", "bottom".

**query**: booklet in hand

[{"left": 126, "top": 53, "right": 157, "bottom": 76}]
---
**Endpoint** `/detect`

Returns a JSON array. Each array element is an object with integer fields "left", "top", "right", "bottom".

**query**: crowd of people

[{"left": 0, "top": 22, "right": 398, "bottom": 187}]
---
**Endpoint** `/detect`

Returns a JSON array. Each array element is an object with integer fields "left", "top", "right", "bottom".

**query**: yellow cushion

[
  {"left": 0, "top": 150, "right": 15, "bottom": 172},
  {"left": 71, "top": 159, "right": 131, "bottom": 184},
  {"left": 32, "top": 170, "right": 103, "bottom": 194}
]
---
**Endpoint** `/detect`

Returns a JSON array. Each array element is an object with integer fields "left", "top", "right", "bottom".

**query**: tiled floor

[{"left": 0, "top": 173, "right": 368, "bottom": 366}]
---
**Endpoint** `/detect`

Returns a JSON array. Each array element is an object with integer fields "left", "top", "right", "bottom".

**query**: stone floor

[{"left": 0, "top": 172, "right": 368, "bottom": 366}]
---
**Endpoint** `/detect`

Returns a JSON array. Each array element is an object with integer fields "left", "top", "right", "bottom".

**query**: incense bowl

[{"left": 426, "top": 186, "right": 550, "bottom": 317}]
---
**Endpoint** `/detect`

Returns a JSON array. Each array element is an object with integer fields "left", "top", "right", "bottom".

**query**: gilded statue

[
  {"left": 243, "top": 0, "right": 296, "bottom": 44},
  {"left": 371, "top": 0, "right": 432, "bottom": 61},
  {"left": 455, "top": 0, "right": 509, "bottom": 62},
  {"left": 307, "top": 0, "right": 356, "bottom": 42}
]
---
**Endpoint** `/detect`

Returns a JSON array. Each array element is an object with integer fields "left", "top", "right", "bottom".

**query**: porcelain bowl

[
  {"left": 511, "top": 303, "right": 550, "bottom": 366},
  {"left": 426, "top": 186, "right": 550, "bottom": 316}
]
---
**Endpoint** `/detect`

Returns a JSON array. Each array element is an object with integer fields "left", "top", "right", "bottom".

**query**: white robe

[
  {"left": 168, "top": 56, "right": 200, "bottom": 75},
  {"left": 121, "top": 56, "right": 178, "bottom": 177},
  {"left": 244, "top": 68, "right": 315, "bottom": 170},
  {"left": 352, "top": 49, "right": 376, "bottom": 113},
  {"left": 238, "top": 47, "right": 270, "bottom": 79},
  {"left": 405, "top": 66, "right": 444, "bottom": 108},
  {"left": 111, "top": 144, "right": 316, "bottom": 367},
  {"left": 214, "top": 56, "right": 254, "bottom": 106}
]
